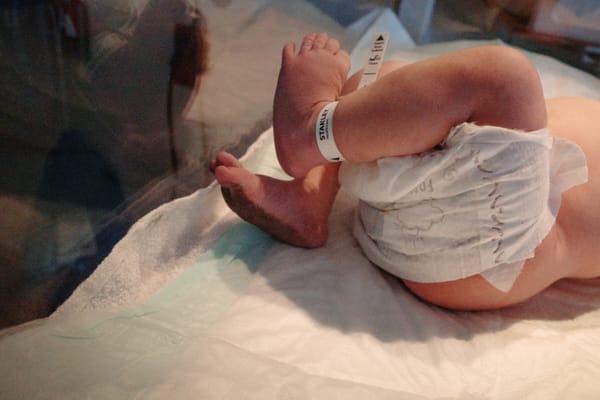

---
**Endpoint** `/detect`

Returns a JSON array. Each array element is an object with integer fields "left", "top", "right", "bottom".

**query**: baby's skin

[
  {"left": 211, "top": 33, "right": 348, "bottom": 248},
  {"left": 212, "top": 33, "right": 600, "bottom": 311}
]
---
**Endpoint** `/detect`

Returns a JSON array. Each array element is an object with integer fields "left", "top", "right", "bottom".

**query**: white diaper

[{"left": 339, "top": 122, "right": 588, "bottom": 292}]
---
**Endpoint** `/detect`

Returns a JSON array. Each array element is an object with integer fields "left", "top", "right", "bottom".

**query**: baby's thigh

[
  {"left": 403, "top": 225, "right": 571, "bottom": 311},
  {"left": 547, "top": 97, "right": 600, "bottom": 276},
  {"left": 547, "top": 98, "right": 600, "bottom": 161}
]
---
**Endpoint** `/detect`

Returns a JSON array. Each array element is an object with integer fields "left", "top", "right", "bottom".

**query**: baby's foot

[
  {"left": 211, "top": 152, "right": 329, "bottom": 248},
  {"left": 273, "top": 33, "right": 350, "bottom": 178}
]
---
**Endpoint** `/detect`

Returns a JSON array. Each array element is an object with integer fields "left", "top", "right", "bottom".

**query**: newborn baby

[{"left": 212, "top": 33, "right": 600, "bottom": 311}]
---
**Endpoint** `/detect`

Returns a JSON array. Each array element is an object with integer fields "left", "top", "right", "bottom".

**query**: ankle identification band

[{"left": 315, "top": 101, "right": 344, "bottom": 162}]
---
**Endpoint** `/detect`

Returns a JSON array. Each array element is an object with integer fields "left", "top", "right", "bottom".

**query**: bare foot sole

[
  {"left": 273, "top": 32, "right": 350, "bottom": 178},
  {"left": 211, "top": 152, "right": 329, "bottom": 248}
]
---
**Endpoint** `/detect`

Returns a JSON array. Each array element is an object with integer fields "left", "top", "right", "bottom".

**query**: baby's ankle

[{"left": 275, "top": 101, "right": 333, "bottom": 178}]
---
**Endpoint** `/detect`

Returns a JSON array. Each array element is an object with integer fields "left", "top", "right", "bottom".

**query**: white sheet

[{"left": 3, "top": 9, "right": 600, "bottom": 400}]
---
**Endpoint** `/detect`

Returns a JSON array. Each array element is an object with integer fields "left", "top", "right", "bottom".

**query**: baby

[{"left": 212, "top": 33, "right": 600, "bottom": 311}]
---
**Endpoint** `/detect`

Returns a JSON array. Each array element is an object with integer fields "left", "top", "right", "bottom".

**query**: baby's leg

[
  {"left": 274, "top": 38, "right": 547, "bottom": 178},
  {"left": 211, "top": 153, "right": 339, "bottom": 248},
  {"left": 212, "top": 33, "right": 348, "bottom": 247},
  {"left": 273, "top": 33, "right": 350, "bottom": 178},
  {"left": 212, "top": 59, "right": 404, "bottom": 248}
]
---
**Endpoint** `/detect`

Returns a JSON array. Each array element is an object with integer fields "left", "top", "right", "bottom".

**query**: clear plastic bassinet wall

[
  {"left": 0, "top": 0, "right": 356, "bottom": 329},
  {"left": 1, "top": 0, "right": 209, "bottom": 328},
  {"left": 0, "top": 0, "right": 597, "bottom": 329}
]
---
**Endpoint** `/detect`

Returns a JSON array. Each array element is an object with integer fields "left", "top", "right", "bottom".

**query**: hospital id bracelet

[{"left": 315, "top": 101, "right": 345, "bottom": 162}]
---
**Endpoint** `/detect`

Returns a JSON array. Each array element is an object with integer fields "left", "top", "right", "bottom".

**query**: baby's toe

[
  {"left": 324, "top": 37, "right": 340, "bottom": 54},
  {"left": 312, "top": 32, "right": 329, "bottom": 50},
  {"left": 215, "top": 151, "right": 241, "bottom": 168},
  {"left": 300, "top": 33, "right": 317, "bottom": 52}
]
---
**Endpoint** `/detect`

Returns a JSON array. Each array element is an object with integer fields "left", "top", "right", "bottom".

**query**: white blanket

[{"left": 2, "top": 9, "right": 600, "bottom": 400}]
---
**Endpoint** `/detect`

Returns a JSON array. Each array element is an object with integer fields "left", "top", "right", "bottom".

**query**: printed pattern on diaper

[
  {"left": 487, "top": 182, "right": 505, "bottom": 263},
  {"left": 388, "top": 201, "right": 444, "bottom": 253},
  {"left": 408, "top": 179, "right": 434, "bottom": 195}
]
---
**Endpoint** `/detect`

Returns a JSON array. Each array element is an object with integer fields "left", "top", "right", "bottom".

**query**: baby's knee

[
  {"left": 469, "top": 46, "right": 547, "bottom": 130},
  {"left": 489, "top": 47, "right": 542, "bottom": 98}
]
